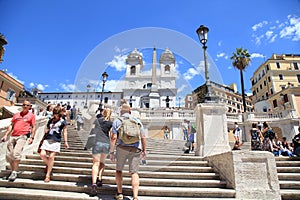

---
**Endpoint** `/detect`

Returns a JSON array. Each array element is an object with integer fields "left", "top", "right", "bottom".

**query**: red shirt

[{"left": 11, "top": 111, "right": 36, "bottom": 136}]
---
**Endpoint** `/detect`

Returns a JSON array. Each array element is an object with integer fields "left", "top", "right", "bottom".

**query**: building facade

[
  {"left": 193, "top": 81, "right": 253, "bottom": 113},
  {"left": 251, "top": 54, "right": 300, "bottom": 103},
  {"left": 38, "top": 91, "right": 123, "bottom": 112},
  {"left": 0, "top": 70, "right": 24, "bottom": 107}
]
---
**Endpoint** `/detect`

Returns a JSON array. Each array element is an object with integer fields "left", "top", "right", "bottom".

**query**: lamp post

[
  {"left": 196, "top": 25, "right": 217, "bottom": 102},
  {"left": 98, "top": 72, "right": 108, "bottom": 111},
  {"left": 178, "top": 97, "right": 181, "bottom": 108},
  {"left": 84, "top": 84, "right": 91, "bottom": 109}
]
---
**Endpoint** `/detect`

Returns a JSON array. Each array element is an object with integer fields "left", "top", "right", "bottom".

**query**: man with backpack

[{"left": 110, "top": 104, "right": 146, "bottom": 200}]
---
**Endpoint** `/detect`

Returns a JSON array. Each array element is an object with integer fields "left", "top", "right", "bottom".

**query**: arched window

[
  {"left": 130, "top": 66, "right": 136, "bottom": 75},
  {"left": 165, "top": 65, "right": 170, "bottom": 74}
]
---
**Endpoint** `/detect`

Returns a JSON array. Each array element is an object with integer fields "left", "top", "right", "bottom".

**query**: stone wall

[{"left": 205, "top": 151, "right": 281, "bottom": 200}]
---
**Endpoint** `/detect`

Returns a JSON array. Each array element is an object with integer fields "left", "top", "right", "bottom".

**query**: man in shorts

[
  {"left": 1, "top": 100, "right": 36, "bottom": 181},
  {"left": 110, "top": 104, "right": 146, "bottom": 200}
]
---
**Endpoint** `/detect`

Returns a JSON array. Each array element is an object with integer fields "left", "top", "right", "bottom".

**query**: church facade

[{"left": 121, "top": 47, "right": 177, "bottom": 109}]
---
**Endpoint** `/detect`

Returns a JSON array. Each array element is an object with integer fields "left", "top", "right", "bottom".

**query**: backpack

[
  {"left": 117, "top": 117, "right": 141, "bottom": 144},
  {"left": 191, "top": 124, "right": 197, "bottom": 133}
]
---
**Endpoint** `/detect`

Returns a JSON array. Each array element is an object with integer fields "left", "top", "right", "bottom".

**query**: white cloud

[
  {"left": 265, "top": 31, "right": 273, "bottom": 39},
  {"left": 218, "top": 41, "right": 222, "bottom": 47},
  {"left": 269, "top": 34, "right": 277, "bottom": 43},
  {"left": 252, "top": 34, "right": 264, "bottom": 45},
  {"left": 252, "top": 21, "right": 268, "bottom": 31},
  {"left": 7, "top": 72, "right": 24, "bottom": 84},
  {"left": 217, "top": 52, "right": 225, "bottom": 58},
  {"left": 105, "top": 79, "right": 121, "bottom": 92},
  {"left": 28, "top": 82, "right": 48, "bottom": 91},
  {"left": 253, "top": 15, "right": 300, "bottom": 45},
  {"left": 29, "top": 82, "right": 35, "bottom": 88},
  {"left": 279, "top": 16, "right": 300, "bottom": 41},
  {"left": 251, "top": 53, "right": 265, "bottom": 58},
  {"left": 177, "top": 84, "right": 187, "bottom": 93},
  {"left": 114, "top": 46, "right": 129, "bottom": 53},
  {"left": 183, "top": 67, "right": 199, "bottom": 80},
  {"left": 59, "top": 83, "right": 76, "bottom": 91},
  {"left": 37, "top": 84, "right": 47, "bottom": 91},
  {"left": 106, "top": 54, "right": 127, "bottom": 71}
]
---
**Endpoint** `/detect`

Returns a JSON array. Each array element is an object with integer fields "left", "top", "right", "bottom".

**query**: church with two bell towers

[{"left": 122, "top": 47, "right": 178, "bottom": 109}]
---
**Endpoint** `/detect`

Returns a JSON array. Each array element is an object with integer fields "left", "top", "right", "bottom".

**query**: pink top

[{"left": 11, "top": 111, "right": 36, "bottom": 136}]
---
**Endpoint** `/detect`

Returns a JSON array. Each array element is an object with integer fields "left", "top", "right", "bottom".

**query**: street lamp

[
  {"left": 98, "top": 72, "right": 108, "bottom": 110},
  {"left": 196, "top": 25, "right": 217, "bottom": 102},
  {"left": 84, "top": 84, "right": 91, "bottom": 109},
  {"left": 178, "top": 97, "right": 181, "bottom": 108}
]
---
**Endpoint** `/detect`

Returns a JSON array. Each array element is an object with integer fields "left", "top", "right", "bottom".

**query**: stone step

[
  {"left": 24, "top": 155, "right": 209, "bottom": 166},
  {"left": 52, "top": 151, "right": 204, "bottom": 161},
  {"left": 276, "top": 161, "right": 300, "bottom": 167},
  {"left": 280, "top": 189, "right": 300, "bottom": 200},
  {"left": 15, "top": 163, "right": 215, "bottom": 173},
  {"left": 0, "top": 186, "right": 235, "bottom": 200},
  {"left": 0, "top": 187, "right": 97, "bottom": 200},
  {"left": 1, "top": 169, "right": 220, "bottom": 181},
  {"left": 279, "top": 180, "right": 300, "bottom": 189},
  {"left": 0, "top": 128, "right": 235, "bottom": 199},
  {"left": 275, "top": 157, "right": 300, "bottom": 199},
  {"left": 0, "top": 171, "right": 226, "bottom": 188},
  {"left": 278, "top": 173, "right": 300, "bottom": 181},
  {"left": 0, "top": 178, "right": 235, "bottom": 198},
  {"left": 275, "top": 157, "right": 300, "bottom": 161},
  {"left": 277, "top": 167, "right": 300, "bottom": 173}
]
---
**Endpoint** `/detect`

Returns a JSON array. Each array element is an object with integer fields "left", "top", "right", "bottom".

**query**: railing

[
  {"left": 134, "top": 108, "right": 298, "bottom": 124},
  {"left": 138, "top": 109, "right": 195, "bottom": 121}
]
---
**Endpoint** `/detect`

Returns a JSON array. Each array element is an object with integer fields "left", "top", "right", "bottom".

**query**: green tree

[{"left": 230, "top": 48, "right": 251, "bottom": 112}]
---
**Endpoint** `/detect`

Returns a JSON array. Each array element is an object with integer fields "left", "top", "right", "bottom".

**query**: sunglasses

[{"left": 23, "top": 104, "right": 31, "bottom": 107}]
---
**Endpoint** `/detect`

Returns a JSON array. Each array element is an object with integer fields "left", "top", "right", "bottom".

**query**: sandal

[{"left": 44, "top": 175, "right": 50, "bottom": 182}]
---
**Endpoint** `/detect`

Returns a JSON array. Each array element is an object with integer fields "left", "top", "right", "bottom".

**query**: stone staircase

[
  {"left": 0, "top": 125, "right": 236, "bottom": 200},
  {"left": 276, "top": 156, "right": 300, "bottom": 200}
]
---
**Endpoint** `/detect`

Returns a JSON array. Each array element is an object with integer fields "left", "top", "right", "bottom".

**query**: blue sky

[{"left": 1, "top": 0, "right": 300, "bottom": 99}]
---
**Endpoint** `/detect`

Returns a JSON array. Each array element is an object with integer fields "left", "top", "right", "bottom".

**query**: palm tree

[{"left": 230, "top": 48, "right": 251, "bottom": 112}]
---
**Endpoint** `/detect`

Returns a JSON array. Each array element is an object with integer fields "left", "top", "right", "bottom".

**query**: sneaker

[
  {"left": 8, "top": 171, "right": 17, "bottom": 182},
  {"left": 114, "top": 193, "right": 123, "bottom": 200},
  {"left": 90, "top": 184, "right": 97, "bottom": 197},
  {"left": 96, "top": 179, "right": 103, "bottom": 187}
]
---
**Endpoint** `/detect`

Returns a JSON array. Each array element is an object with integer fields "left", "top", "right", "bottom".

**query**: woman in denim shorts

[{"left": 90, "top": 108, "right": 113, "bottom": 196}]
